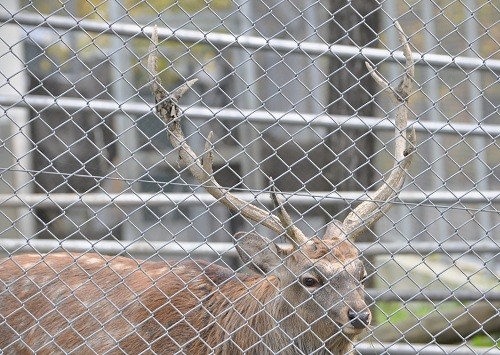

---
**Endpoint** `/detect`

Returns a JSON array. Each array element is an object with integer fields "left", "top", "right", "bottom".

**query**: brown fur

[{"left": 0, "top": 246, "right": 366, "bottom": 354}]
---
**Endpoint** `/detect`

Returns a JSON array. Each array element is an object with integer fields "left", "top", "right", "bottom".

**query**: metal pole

[
  {"left": 422, "top": 0, "right": 449, "bottom": 251},
  {"left": 1, "top": 94, "right": 499, "bottom": 136},
  {"left": 1, "top": 190, "right": 497, "bottom": 208},
  {"left": 0, "top": 0, "right": 35, "bottom": 240},
  {"left": 108, "top": 0, "right": 140, "bottom": 241},
  {"left": 233, "top": 0, "right": 265, "bottom": 235},
  {"left": 2, "top": 12, "right": 499, "bottom": 72},
  {"left": 463, "top": 0, "right": 494, "bottom": 271},
  {"left": 234, "top": 0, "right": 263, "bottom": 188}
]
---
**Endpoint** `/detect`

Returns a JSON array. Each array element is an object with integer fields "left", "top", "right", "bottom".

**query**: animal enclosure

[{"left": 0, "top": 0, "right": 499, "bottom": 354}]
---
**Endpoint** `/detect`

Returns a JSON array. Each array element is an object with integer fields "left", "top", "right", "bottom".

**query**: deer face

[
  {"left": 236, "top": 225, "right": 371, "bottom": 337},
  {"left": 285, "top": 238, "right": 370, "bottom": 336}
]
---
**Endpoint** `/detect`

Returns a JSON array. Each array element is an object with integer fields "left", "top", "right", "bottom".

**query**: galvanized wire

[{"left": 0, "top": 0, "right": 498, "bottom": 354}]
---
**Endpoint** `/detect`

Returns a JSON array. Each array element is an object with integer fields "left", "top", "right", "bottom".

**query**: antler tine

[
  {"left": 269, "top": 180, "right": 308, "bottom": 249},
  {"left": 148, "top": 25, "right": 284, "bottom": 236},
  {"left": 339, "top": 21, "right": 416, "bottom": 240}
]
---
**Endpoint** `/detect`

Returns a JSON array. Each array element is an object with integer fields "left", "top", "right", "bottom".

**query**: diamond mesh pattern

[{"left": 0, "top": 0, "right": 498, "bottom": 354}]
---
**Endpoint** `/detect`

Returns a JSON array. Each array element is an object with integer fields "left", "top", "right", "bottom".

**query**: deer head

[{"left": 148, "top": 21, "right": 415, "bottom": 341}]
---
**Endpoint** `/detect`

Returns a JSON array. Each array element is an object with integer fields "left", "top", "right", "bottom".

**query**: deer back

[
  {"left": 0, "top": 253, "right": 206, "bottom": 353},
  {"left": 0, "top": 253, "right": 288, "bottom": 354}
]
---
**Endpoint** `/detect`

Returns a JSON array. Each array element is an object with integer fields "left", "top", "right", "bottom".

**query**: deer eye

[
  {"left": 360, "top": 273, "right": 367, "bottom": 284},
  {"left": 301, "top": 276, "right": 319, "bottom": 288}
]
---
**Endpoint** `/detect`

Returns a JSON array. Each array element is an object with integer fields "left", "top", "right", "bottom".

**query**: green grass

[
  {"left": 374, "top": 301, "right": 441, "bottom": 324},
  {"left": 374, "top": 301, "right": 499, "bottom": 348},
  {"left": 469, "top": 334, "right": 500, "bottom": 348}
]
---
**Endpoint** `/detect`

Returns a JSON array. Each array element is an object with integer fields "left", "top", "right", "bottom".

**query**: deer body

[
  {"left": 0, "top": 249, "right": 360, "bottom": 354},
  {"left": 0, "top": 21, "right": 415, "bottom": 355}
]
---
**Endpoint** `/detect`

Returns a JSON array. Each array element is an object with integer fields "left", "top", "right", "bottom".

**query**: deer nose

[{"left": 347, "top": 309, "right": 370, "bottom": 329}]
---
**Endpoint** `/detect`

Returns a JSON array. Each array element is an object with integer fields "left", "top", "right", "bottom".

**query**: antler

[
  {"left": 148, "top": 25, "right": 301, "bottom": 243},
  {"left": 149, "top": 20, "right": 415, "bottom": 246},
  {"left": 332, "top": 21, "right": 416, "bottom": 241},
  {"left": 269, "top": 180, "right": 308, "bottom": 248}
]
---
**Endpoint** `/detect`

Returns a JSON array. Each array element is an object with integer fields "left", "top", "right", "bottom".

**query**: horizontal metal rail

[
  {"left": 1, "top": 238, "right": 498, "bottom": 258},
  {"left": 1, "top": 95, "right": 499, "bottom": 137},
  {"left": 1, "top": 239, "right": 498, "bottom": 302},
  {"left": 1, "top": 12, "right": 498, "bottom": 72},
  {"left": 1, "top": 239, "right": 499, "bottom": 303},
  {"left": 0, "top": 191, "right": 498, "bottom": 209},
  {"left": 355, "top": 342, "right": 500, "bottom": 355},
  {"left": 370, "top": 289, "right": 500, "bottom": 303}
]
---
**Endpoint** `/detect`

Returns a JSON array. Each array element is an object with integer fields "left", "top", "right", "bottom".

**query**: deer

[{"left": 0, "top": 22, "right": 415, "bottom": 354}]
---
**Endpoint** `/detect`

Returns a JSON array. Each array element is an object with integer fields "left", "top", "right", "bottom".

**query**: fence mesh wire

[{"left": 0, "top": 0, "right": 499, "bottom": 354}]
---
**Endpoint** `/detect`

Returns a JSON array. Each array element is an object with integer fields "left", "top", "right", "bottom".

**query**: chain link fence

[{"left": 0, "top": 0, "right": 498, "bottom": 354}]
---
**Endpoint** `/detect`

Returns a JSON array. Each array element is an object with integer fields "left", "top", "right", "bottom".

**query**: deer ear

[{"left": 235, "top": 232, "right": 286, "bottom": 275}]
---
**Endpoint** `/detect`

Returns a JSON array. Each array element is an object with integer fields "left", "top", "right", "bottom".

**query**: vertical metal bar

[
  {"left": 233, "top": 0, "right": 264, "bottom": 192},
  {"left": 463, "top": 0, "right": 493, "bottom": 268},
  {"left": 303, "top": 4, "right": 325, "bottom": 117},
  {"left": 232, "top": 0, "right": 266, "bottom": 236},
  {"left": 0, "top": 0, "right": 35, "bottom": 239},
  {"left": 108, "top": 0, "right": 140, "bottom": 241},
  {"left": 422, "top": 1, "right": 449, "bottom": 245},
  {"left": 304, "top": 4, "right": 328, "bottom": 234}
]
